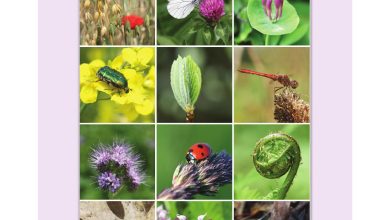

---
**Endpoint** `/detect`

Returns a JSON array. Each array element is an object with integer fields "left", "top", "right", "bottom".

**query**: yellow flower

[
  {"left": 121, "top": 48, "right": 154, "bottom": 71},
  {"left": 79, "top": 47, "right": 155, "bottom": 122}
]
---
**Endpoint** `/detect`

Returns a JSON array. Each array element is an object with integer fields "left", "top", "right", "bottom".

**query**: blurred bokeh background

[
  {"left": 80, "top": 125, "right": 155, "bottom": 199},
  {"left": 157, "top": 47, "right": 232, "bottom": 122},
  {"left": 234, "top": 47, "right": 310, "bottom": 122},
  {"left": 234, "top": 124, "right": 310, "bottom": 200},
  {"left": 157, "top": 124, "right": 232, "bottom": 199},
  {"left": 158, "top": 201, "right": 232, "bottom": 220},
  {"left": 80, "top": 47, "right": 155, "bottom": 123}
]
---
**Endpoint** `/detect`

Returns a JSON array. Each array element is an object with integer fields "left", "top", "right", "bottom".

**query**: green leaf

[
  {"left": 170, "top": 55, "right": 202, "bottom": 112},
  {"left": 235, "top": 8, "right": 252, "bottom": 44},
  {"left": 157, "top": 36, "right": 178, "bottom": 45},
  {"left": 248, "top": 31, "right": 264, "bottom": 45},
  {"left": 202, "top": 27, "right": 212, "bottom": 45},
  {"left": 279, "top": 3, "right": 310, "bottom": 45},
  {"left": 215, "top": 23, "right": 226, "bottom": 44},
  {"left": 247, "top": 0, "right": 299, "bottom": 35}
]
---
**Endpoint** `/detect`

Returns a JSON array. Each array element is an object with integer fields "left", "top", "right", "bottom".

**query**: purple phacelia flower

[
  {"left": 90, "top": 141, "right": 145, "bottom": 193},
  {"left": 90, "top": 148, "right": 111, "bottom": 167},
  {"left": 127, "top": 166, "right": 144, "bottom": 189},
  {"left": 262, "top": 0, "right": 284, "bottom": 21},
  {"left": 98, "top": 172, "right": 121, "bottom": 193},
  {"left": 111, "top": 144, "right": 129, "bottom": 166},
  {"left": 199, "top": 0, "right": 225, "bottom": 24}
]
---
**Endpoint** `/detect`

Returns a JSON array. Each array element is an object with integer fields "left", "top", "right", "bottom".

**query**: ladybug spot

[
  {"left": 197, "top": 144, "right": 204, "bottom": 148},
  {"left": 189, "top": 149, "right": 193, "bottom": 152},
  {"left": 201, "top": 152, "right": 204, "bottom": 156}
]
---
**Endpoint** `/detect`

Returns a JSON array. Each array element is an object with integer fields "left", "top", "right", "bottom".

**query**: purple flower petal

[
  {"left": 97, "top": 172, "right": 121, "bottom": 192},
  {"left": 199, "top": 0, "right": 225, "bottom": 23},
  {"left": 90, "top": 148, "right": 111, "bottom": 167}
]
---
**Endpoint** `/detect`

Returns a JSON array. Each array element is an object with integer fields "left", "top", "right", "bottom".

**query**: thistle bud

[{"left": 262, "top": 0, "right": 284, "bottom": 21}]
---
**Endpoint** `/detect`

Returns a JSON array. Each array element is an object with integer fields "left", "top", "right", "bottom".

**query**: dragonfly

[{"left": 238, "top": 69, "right": 299, "bottom": 92}]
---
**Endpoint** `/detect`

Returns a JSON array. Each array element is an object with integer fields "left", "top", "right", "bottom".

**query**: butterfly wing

[{"left": 167, "top": 0, "right": 199, "bottom": 19}]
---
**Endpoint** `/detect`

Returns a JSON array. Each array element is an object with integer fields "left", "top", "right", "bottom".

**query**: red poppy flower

[{"left": 121, "top": 15, "right": 144, "bottom": 29}]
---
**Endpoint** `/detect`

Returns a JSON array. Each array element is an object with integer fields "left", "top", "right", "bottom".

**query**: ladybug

[{"left": 185, "top": 143, "right": 212, "bottom": 164}]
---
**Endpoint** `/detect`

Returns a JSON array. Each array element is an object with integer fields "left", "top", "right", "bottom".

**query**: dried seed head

[
  {"left": 94, "top": 11, "right": 100, "bottom": 21},
  {"left": 112, "top": 3, "right": 122, "bottom": 15},
  {"left": 97, "top": 0, "right": 104, "bottom": 11},
  {"left": 101, "top": 25, "right": 107, "bottom": 36},
  {"left": 84, "top": 0, "right": 91, "bottom": 9},
  {"left": 274, "top": 89, "right": 310, "bottom": 123},
  {"left": 84, "top": 12, "right": 92, "bottom": 22}
]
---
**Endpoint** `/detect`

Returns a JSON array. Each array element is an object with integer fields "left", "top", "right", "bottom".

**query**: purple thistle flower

[
  {"left": 262, "top": 0, "right": 284, "bottom": 21},
  {"left": 199, "top": 0, "right": 225, "bottom": 23},
  {"left": 158, "top": 151, "right": 232, "bottom": 199},
  {"left": 98, "top": 172, "right": 121, "bottom": 193}
]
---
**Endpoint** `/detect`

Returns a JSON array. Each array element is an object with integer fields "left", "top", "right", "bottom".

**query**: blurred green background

[
  {"left": 157, "top": 47, "right": 232, "bottom": 122},
  {"left": 80, "top": 47, "right": 155, "bottom": 123},
  {"left": 158, "top": 201, "right": 232, "bottom": 220},
  {"left": 157, "top": 0, "right": 232, "bottom": 45},
  {"left": 234, "top": 124, "right": 310, "bottom": 200},
  {"left": 234, "top": 47, "right": 310, "bottom": 122},
  {"left": 80, "top": 125, "right": 155, "bottom": 199},
  {"left": 157, "top": 125, "right": 232, "bottom": 199},
  {"left": 234, "top": 0, "right": 310, "bottom": 45}
]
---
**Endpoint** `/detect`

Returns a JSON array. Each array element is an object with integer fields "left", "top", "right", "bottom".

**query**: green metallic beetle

[{"left": 96, "top": 66, "right": 130, "bottom": 93}]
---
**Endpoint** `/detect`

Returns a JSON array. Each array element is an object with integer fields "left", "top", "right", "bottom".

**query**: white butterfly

[{"left": 167, "top": 0, "right": 201, "bottom": 19}]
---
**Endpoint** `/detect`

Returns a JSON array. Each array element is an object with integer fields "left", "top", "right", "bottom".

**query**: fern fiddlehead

[{"left": 252, "top": 132, "right": 301, "bottom": 199}]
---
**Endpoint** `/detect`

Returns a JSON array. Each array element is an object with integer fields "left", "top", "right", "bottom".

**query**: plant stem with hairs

[
  {"left": 252, "top": 132, "right": 301, "bottom": 199},
  {"left": 158, "top": 151, "right": 232, "bottom": 200}
]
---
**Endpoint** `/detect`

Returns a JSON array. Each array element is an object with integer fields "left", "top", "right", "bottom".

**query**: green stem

[
  {"left": 265, "top": 34, "right": 270, "bottom": 45},
  {"left": 80, "top": 103, "right": 88, "bottom": 115},
  {"left": 276, "top": 153, "right": 301, "bottom": 199}
]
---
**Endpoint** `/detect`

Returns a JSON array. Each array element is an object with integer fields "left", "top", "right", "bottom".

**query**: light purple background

[{"left": 38, "top": 0, "right": 351, "bottom": 219}]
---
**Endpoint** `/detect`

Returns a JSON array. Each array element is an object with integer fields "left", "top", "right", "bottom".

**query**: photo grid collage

[{"left": 79, "top": 0, "right": 310, "bottom": 219}]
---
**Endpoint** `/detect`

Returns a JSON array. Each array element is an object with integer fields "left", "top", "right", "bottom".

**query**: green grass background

[
  {"left": 157, "top": 124, "right": 232, "bottom": 199},
  {"left": 234, "top": 124, "right": 310, "bottom": 200},
  {"left": 80, "top": 125, "right": 155, "bottom": 199}
]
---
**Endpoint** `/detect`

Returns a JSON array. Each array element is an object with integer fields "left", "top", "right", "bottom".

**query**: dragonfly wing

[{"left": 167, "top": 0, "right": 197, "bottom": 19}]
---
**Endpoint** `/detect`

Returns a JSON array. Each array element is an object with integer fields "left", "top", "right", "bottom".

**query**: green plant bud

[{"left": 170, "top": 55, "right": 202, "bottom": 114}]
